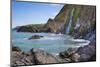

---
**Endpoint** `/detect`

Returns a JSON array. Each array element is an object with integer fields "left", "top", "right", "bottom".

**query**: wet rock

[
  {"left": 71, "top": 41, "right": 96, "bottom": 62},
  {"left": 54, "top": 55, "right": 71, "bottom": 63},
  {"left": 28, "top": 35, "right": 43, "bottom": 40},
  {"left": 31, "top": 48, "right": 59, "bottom": 64},
  {"left": 12, "top": 46, "right": 21, "bottom": 52},
  {"left": 59, "top": 48, "right": 77, "bottom": 58},
  {"left": 85, "top": 30, "right": 96, "bottom": 42},
  {"left": 12, "top": 47, "right": 34, "bottom": 66},
  {"left": 70, "top": 53, "right": 80, "bottom": 62}
]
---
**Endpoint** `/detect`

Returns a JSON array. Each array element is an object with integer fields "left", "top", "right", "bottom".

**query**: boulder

[
  {"left": 59, "top": 48, "right": 77, "bottom": 58},
  {"left": 28, "top": 35, "right": 43, "bottom": 40},
  {"left": 71, "top": 53, "right": 80, "bottom": 62},
  {"left": 12, "top": 47, "right": 34, "bottom": 66},
  {"left": 71, "top": 41, "right": 96, "bottom": 62},
  {"left": 12, "top": 46, "right": 21, "bottom": 52},
  {"left": 31, "top": 48, "right": 59, "bottom": 64}
]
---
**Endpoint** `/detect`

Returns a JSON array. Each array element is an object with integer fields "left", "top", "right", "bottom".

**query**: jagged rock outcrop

[
  {"left": 30, "top": 48, "right": 60, "bottom": 64},
  {"left": 59, "top": 41, "right": 96, "bottom": 62},
  {"left": 59, "top": 32, "right": 96, "bottom": 62},
  {"left": 76, "top": 41, "right": 96, "bottom": 62},
  {"left": 12, "top": 47, "right": 34, "bottom": 66},
  {"left": 12, "top": 47, "right": 69, "bottom": 66},
  {"left": 59, "top": 48, "right": 78, "bottom": 58}
]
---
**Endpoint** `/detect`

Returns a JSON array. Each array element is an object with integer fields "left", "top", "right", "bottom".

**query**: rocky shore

[
  {"left": 12, "top": 37, "right": 96, "bottom": 66},
  {"left": 12, "top": 28, "right": 96, "bottom": 66},
  {"left": 12, "top": 4, "right": 96, "bottom": 66},
  {"left": 12, "top": 46, "right": 67, "bottom": 66}
]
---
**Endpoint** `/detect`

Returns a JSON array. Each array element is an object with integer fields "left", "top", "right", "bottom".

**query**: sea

[{"left": 12, "top": 31, "right": 90, "bottom": 54}]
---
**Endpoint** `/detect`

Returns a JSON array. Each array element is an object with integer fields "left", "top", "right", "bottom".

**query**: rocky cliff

[
  {"left": 14, "top": 4, "right": 96, "bottom": 38},
  {"left": 65, "top": 5, "right": 96, "bottom": 39}
]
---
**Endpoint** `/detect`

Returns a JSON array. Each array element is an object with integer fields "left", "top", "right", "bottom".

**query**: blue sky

[{"left": 12, "top": 0, "right": 64, "bottom": 28}]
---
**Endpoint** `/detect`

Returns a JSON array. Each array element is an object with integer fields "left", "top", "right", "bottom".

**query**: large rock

[
  {"left": 71, "top": 41, "right": 96, "bottom": 62},
  {"left": 12, "top": 46, "right": 21, "bottom": 52},
  {"left": 59, "top": 33, "right": 96, "bottom": 62},
  {"left": 12, "top": 47, "right": 70, "bottom": 66},
  {"left": 12, "top": 47, "right": 34, "bottom": 66},
  {"left": 59, "top": 48, "right": 77, "bottom": 58},
  {"left": 28, "top": 35, "right": 43, "bottom": 40},
  {"left": 31, "top": 48, "right": 59, "bottom": 64}
]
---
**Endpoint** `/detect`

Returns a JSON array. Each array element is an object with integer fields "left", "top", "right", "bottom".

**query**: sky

[{"left": 12, "top": 0, "right": 64, "bottom": 28}]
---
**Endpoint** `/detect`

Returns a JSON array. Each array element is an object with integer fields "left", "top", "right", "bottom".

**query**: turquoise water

[{"left": 12, "top": 31, "right": 90, "bottom": 54}]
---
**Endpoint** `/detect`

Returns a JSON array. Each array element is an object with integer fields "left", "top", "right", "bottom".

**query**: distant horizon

[{"left": 12, "top": 0, "right": 64, "bottom": 28}]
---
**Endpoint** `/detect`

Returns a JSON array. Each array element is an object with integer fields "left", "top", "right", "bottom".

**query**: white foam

[
  {"left": 71, "top": 38, "right": 90, "bottom": 46},
  {"left": 71, "top": 39, "right": 87, "bottom": 42},
  {"left": 40, "top": 36, "right": 65, "bottom": 40}
]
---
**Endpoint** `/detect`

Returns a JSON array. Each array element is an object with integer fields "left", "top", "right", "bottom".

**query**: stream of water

[{"left": 66, "top": 8, "right": 75, "bottom": 34}]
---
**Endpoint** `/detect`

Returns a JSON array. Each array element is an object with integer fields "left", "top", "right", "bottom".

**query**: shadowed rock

[
  {"left": 12, "top": 46, "right": 21, "bottom": 52},
  {"left": 75, "top": 41, "right": 96, "bottom": 62},
  {"left": 59, "top": 48, "right": 77, "bottom": 58}
]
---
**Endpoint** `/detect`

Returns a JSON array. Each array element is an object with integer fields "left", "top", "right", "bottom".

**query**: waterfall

[
  {"left": 74, "top": 18, "right": 80, "bottom": 30},
  {"left": 66, "top": 8, "right": 75, "bottom": 34}
]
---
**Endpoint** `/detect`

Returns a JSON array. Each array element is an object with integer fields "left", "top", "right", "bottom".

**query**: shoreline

[{"left": 12, "top": 37, "right": 96, "bottom": 66}]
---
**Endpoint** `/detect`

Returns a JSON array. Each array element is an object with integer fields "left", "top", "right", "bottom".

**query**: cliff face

[
  {"left": 42, "top": 4, "right": 96, "bottom": 36},
  {"left": 66, "top": 5, "right": 96, "bottom": 39},
  {"left": 43, "top": 5, "right": 69, "bottom": 33}
]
